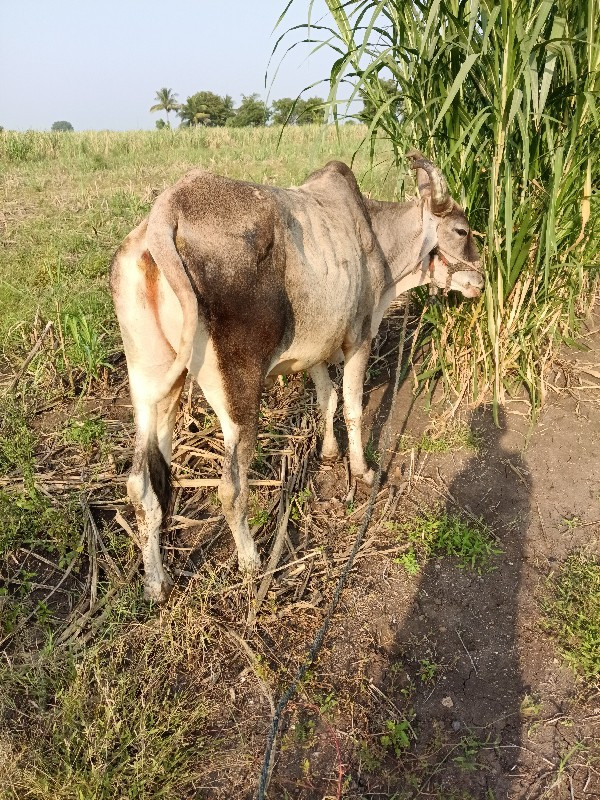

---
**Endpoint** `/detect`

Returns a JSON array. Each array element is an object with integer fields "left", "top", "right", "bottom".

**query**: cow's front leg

[
  {"left": 310, "top": 363, "right": 340, "bottom": 462},
  {"left": 342, "top": 338, "right": 375, "bottom": 486}
]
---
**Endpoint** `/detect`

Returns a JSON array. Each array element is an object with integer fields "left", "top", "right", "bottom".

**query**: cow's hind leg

[
  {"left": 199, "top": 379, "right": 261, "bottom": 573},
  {"left": 127, "top": 369, "right": 185, "bottom": 602},
  {"left": 310, "top": 363, "right": 340, "bottom": 462},
  {"left": 342, "top": 338, "right": 375, "bottom": 486}
]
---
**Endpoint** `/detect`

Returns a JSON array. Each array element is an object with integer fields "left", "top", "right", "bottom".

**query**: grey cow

[{"left": 110, "top": 152, "right": 483, "bottom": 602}]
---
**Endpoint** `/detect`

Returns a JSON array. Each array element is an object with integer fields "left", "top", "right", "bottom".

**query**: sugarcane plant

[{"left": 282, "top": 0, "right": 600, "bottom": 413}]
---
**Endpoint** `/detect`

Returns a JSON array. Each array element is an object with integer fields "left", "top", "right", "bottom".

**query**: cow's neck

[{"left": 366, "top": 197, "right": 437, "bottom": 334}]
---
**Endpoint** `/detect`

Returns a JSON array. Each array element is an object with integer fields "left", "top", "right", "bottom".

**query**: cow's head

[{"left": 407, "top": 150, "right": 483, "bottom": 298}]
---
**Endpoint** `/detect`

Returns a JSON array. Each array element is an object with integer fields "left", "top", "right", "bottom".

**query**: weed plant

[
  {"left": 392, "top": 508, "right": 501, "bottom": 573},
  {"left": 398, "top": 421, "right": 481, "bottom": 454},
  {"left": 541, "top": 552, "right": 600, "bottom": 678}
]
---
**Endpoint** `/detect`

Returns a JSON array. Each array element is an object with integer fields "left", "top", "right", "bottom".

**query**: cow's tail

[{"left": 146, "top": 215, "right": 199, "bottom": 406}]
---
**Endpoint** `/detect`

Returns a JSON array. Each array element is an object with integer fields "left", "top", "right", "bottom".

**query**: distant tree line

[
  {"left": 51, "top": 120, "right": 74, "bottom": 132},
  {"left": 0, "top": 82, "right": 391, "bottom": 135},
  {"left": 150, "top": 87, "right": 328, "bottom": 129}
]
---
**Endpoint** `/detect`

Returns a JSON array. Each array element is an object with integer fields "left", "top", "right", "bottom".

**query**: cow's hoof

[
  {"left": 357, "top": 468, "right": 375, "bottom": 487},
  {"left": 238, "top": 550, "right": 261, "bottom": 575},
  {"left": 144, "top": 577, "right": 173, "bottom": 604},
  {"left": 320, "top": 449, "right": 340, "bottom": 465}
]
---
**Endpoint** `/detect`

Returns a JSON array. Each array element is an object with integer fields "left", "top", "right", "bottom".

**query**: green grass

[
  {"left": 0, "top": 617, "right": 212, "bottom": 799},
  {"left": 0, "top": 489, "right": 84, "bottom": 637},
  {"left": 0, "top": 489, "right": 81, "bottom": 558},
  {"left": 0, "top": 125, "right": 392, "bottom": 374},
  {"left": 0, "top": 398, "right": 36, "bottom": 480},
  {"left": 399, "top": 422, "right": 481, "bottom": 455},
  {"left": 392, "top": 509, "right": 501, "bottom": 574},
  {"left": 63, "top": 415, "right": 106, "bottom": 450},
  {"left": 540, "top": 552, "right": 600, "bottom": 679}
]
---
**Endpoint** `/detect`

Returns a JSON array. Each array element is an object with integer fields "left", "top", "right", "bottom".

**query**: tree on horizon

[
  {"left": 51, "top": 120, "right": 74, "bottom": 132},
  {"left": 178, "top": 92, "right": 234, "bottom": 126},
  {"left": 271, "top": 96, "right": 326, "bottom": 125},
  {"left": 150, "top": 88, "right": 180, "bottom": 127},
  {"left": 228, "top": 94, "right": 270, "bottom": 127}
]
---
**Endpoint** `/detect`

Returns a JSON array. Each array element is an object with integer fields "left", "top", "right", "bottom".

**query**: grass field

[
  {"left": 1, "top": 126, "right": 598, "bottom": 799},
  {"left": 0, "top": 125, "right": 396, "bottom": 370}
]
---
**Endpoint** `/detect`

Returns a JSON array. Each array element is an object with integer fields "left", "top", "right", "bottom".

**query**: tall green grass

[{"left": 289, "top": 0, "right": 600, "bottom": 411}]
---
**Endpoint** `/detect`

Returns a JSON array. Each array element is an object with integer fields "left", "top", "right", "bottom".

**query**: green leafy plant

[
  {"left": 396, "top": 549, "right": 421, "bottom": 576},
  {"left": 417, "top": 658, "right": 440, "bottom": 684},
  {"left": 395, "top": 509, "right": 501, "bottom": 573},
  {"left": 251, "top": 440, "right": 266, "bottom": 469},
  {"left": 453, "top": 733, "right": 493, "bottom": 772},
  {"left": 321, "top": 692, "right": 339, "bottom": 715},
  {"left": 357, "top": 739, "right": 383, "bottom": 773},
  {"left": 64, "top": 416, "right": 106, "bottom": 450},
  {"left": 291, "top": 487, "right": 311, "bottom": 521},
  {"left": 540, "top": 552, "right": 599, "bottom": 678},
  {"left": 284, "top": 0, "right": 600, "bottom": 413},
  {"left": 364, "top": 436, "right": 381, "bottom": 465},
  {"left": 249, "top": 507, "right": 270, "bottom": 528},
  {"left": 248, "top": 492, "right": 270, "bottom": 528},
  {"left": 380, "top": 716, "right": 414, "bottom": 756},
  {"left": 291, "top": 717, "right": 316, "bottom": 746},
  {"left": 64, "top": 311, "right": 112, "bottom": 390}
]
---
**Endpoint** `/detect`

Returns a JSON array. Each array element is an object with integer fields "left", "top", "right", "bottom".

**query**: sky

[{"left": 0, "top": 0, "right": 335, "bottom": 131}]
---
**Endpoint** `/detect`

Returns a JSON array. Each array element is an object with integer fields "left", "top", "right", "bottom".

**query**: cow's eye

[{"left": 455, "top": 227, "right": 468, "bottom": 237}]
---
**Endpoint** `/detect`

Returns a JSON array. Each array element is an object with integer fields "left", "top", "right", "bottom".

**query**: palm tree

[{"left": 150, "top": 88, "right": 179, "bottom": 128}]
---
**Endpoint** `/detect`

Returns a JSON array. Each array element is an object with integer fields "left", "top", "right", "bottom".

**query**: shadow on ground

[{"left": 391, "top": 406, "right": 530, "bottom": 797}]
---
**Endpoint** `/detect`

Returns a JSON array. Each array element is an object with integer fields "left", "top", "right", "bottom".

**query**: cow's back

[
  {"left": 147, "top": 164, "right": 384, "bottom": 379},
  {"left": 266, "top": 162, "right": 386, "bottom": 374}
]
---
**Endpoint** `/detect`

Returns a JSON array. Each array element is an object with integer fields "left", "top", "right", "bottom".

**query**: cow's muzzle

[
  {"left": 451, "top": 265, "right": 484, "bottom": 298},
  {"left": 432, "top": 249, "right": 484, "bottom": 297}
]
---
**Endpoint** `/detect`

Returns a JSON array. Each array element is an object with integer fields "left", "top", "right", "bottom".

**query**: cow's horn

[{"left": 406, "top": 149, "right": 452, "bottom": 215}]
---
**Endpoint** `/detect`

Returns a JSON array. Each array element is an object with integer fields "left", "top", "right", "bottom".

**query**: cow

[{"left": 110, "top": 151, "right": 483, "bottom": 602}]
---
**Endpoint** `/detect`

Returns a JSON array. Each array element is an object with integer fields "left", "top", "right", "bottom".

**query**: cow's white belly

[{"left": 267, "top": 273, "right": 363, "bottom": 375}]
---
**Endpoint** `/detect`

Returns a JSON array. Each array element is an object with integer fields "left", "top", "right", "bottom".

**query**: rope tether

[{"left": 256, "top": 300, "right": 412, "bottom": 800}]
